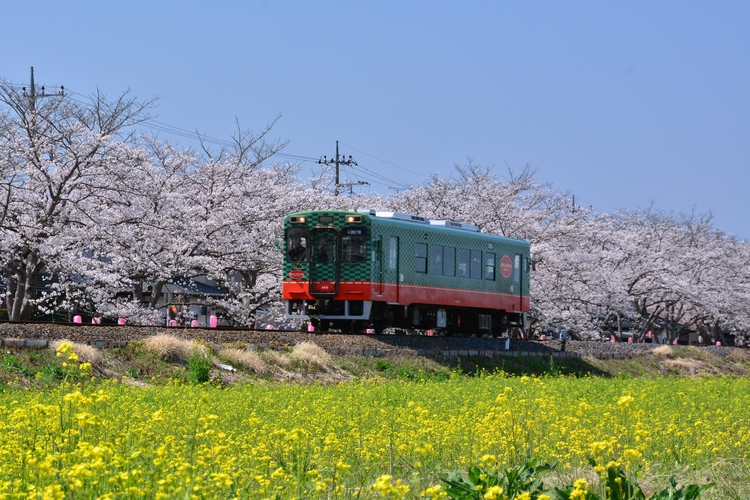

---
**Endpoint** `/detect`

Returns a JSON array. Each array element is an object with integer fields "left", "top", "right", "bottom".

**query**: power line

[
  {"left": 66, "top": 89, "right": 321, "bottom": 164},
  {"left": 339, "top": 163, "right": 410, "bottom": 191},
  {"left": 12, "top": 78, "right": 411, "bottom": 190},
  {"left": 339, "top": 141, "right": 427, "bottom": 178}
]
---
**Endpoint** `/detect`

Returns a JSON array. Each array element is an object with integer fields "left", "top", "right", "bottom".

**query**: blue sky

[{"left": 3, "top": 1, "right": 749, "bottom": 239}]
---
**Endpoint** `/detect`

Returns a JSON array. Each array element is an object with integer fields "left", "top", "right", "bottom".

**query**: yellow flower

[
  {"left": 617, "top": 395, "right": 634, "bottom": 409},
  {"left": 573, "top": 478, "right": 589, "bottom": 490},
  {"left": 482, "top": 485, "right": 505, "bottom": 500}
]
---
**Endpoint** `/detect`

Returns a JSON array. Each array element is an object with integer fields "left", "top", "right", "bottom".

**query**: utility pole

[
  {"left": 22, "top": 66, "right": 64, "bottom": 111},
  {"left": 317, "top": 140, "right": 358, "bottom": 196}
]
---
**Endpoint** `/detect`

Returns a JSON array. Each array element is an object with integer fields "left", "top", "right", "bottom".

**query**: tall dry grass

[
  {"left": 291, "top": 342, "right": 332, "bottom": 368},
  {"left": 651, "top": 345, "right": 673, "bottom": 356},
  {"left": 219, "top": 348, "right": 270, "bottom": 375},
  {"left": 142, "top": 335, "right": 209, "bottom": 363},
  {"left": 50, "top": 340, "right": 103, "bottom": 365}
]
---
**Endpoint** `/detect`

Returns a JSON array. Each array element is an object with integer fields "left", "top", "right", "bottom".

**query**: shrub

[{"left": 187, "top": 350, "right": 212, "bottom": 384}]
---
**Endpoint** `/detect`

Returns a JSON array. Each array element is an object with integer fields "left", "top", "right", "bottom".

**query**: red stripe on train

[{"left": 283, "top": 281, "right": 528, "bottom": 312}]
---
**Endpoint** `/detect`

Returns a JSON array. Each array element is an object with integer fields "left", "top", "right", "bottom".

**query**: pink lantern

[
  {"left": 91, "top": 316, "right": 101, "bottom": 324},
  {"left": 540, "top": 334, "right": 546, "bottom": 341},
  {"left": 73, "top": 315, "right": 82, "bottom": 324},
  {"left": 307, "top": 322, "right": 315, "bottom": 332},
  {"left": 169, "top": 320, "right": 177, "bottom": 327},
  {"left": 118, "top": 317, "right": 126, "bottom": 325},
  {"left": 716, "top": 341, "right": 722, "bottom": 346},
  {"left": 611, "top": 335, "right": 616, "bottom": 342},
  {"left": 191, "top": 319, "right": 199, "bottom": 327},
  {"left": 209, "top": 315, "right": 218, "bottom": 328},
  {"left": 672, "top": 338, "right": 678, "bottom": 345},
  {"left": 627, "top": 337, "right": 632, "bottom": 343},
  {"left": 366, "top": 328, "right": 375, "bottom": 334},
  {"left": 266, "top": 324, "right": 275, "bottom": 330}
]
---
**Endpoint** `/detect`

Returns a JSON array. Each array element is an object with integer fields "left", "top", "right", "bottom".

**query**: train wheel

[
  {"left": 373, "top": 320, "right": 386, "bottom": 334},
  {"left": 348, "top": 321, "right": 368, "bottom": 334}
]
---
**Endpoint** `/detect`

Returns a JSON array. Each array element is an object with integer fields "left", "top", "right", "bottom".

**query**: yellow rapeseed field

[{"left": 0, "top": 345, "right": 747, "bottom": 498}]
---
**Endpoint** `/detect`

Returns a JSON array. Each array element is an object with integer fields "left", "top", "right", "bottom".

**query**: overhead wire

[
  {"left": 62, "top": 88, "right": 320, "bottom": 163},
  {"left": 7, "top": 83, "right": 414, "bottom": 191},
  {"left": 339, "top": 141, "right": 427, "bottom": 178},
  {"left": 338, "top": 163, "right": 396, "bottom": 191}
]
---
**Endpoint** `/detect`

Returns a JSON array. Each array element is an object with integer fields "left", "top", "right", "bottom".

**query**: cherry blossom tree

[{"left": 0, "top": 81, "right": 154, "bottom": 320}]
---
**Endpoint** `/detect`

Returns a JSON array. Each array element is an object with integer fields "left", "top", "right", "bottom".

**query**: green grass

[{"left": 0, "top": 339, "right": 748, "bottom": 390}]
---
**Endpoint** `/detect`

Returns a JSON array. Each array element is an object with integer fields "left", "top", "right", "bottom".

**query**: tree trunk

[
  {"left": 7, "top": 252, "right": 42, "bottom": 321},
  {"left": 148, "top": 280, "right": 166, "bottom": 309}
]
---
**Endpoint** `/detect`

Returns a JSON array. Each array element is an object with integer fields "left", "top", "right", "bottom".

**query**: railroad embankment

[{"left": 0, "top": 322, "right": 741, "bottom": 358}]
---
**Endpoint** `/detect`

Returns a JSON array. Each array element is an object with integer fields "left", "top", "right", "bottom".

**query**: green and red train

[{"left": 282, "top": 210, "right": 530, "bottom": 335}]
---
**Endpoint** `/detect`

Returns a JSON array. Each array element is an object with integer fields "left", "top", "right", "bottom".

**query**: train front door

[{"left": 310, "top": 229, "right": 338, "bottom": 296}]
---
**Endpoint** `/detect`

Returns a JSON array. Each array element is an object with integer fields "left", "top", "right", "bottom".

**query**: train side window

[
  {"left": 415, "top": 242, "right": 427, "bottom": 273},
  {"left": 515, "top": 254, "right": 521, "bottom": 282},
  {"left": 443, "top": 246, "right": 455, "bottom": 276},
  {"left": 457, "top": 248, "right": 470, "bottom": 277},
  {"left": 430, "top": 245, "right": 443, "bottom": 275},
  {"left": 484, "top": 252, "right": 496, "bottom": 280},
  {"left": 470, "top": 250, "right": 482, "bottom": 279}
]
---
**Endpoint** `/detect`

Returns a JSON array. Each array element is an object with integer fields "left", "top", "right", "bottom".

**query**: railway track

[{"left": 0, "top": 321, "right": 741, "bottom": 360}]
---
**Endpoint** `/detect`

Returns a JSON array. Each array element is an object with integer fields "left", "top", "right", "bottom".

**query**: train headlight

[
  {"left": 291, "top": 216, "right": 306, "bottom": 223},
  {"left": 346, "top": 215, "right": 362, "bottom": 223}
]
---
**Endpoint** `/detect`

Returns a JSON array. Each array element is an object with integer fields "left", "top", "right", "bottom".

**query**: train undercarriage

[{"left": 286, "top": 298, "right": 527, "bottom": 337}]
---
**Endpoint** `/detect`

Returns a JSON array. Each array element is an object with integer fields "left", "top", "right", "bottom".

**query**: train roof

[{"left": 284, "top": 210, "right": 529, "bottom": 246}]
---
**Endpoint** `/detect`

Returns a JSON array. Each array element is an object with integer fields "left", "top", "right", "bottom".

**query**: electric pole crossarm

[
  {"left": 21, "top": 67, "right": 64, "bottom": 111},
  {"left": 317, "top": 140, "right": 358, "bottom": 196}
]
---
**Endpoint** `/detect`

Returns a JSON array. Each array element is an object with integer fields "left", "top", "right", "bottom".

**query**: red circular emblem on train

[
  {"left": 500, "top": 255, "right": 513, "bottom": 278},
  {"left": 288, "top": 269, "right": 305, "bottom": 280}
]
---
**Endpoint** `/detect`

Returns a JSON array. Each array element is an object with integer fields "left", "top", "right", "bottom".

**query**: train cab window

[
  {"left": 470, "top": 250, "right": 482, "bottom": 279},
  {"left": 484, "top": 253, "right": 496, "bottom": 280},
  {"left": 287, "top": 228, "right": 309, "bottom": 263},
  {"left": 342, "top": 227, "right": 367, "bottom": 262},
  {"left": 415, "top": 243, "right": 427, "bottom": 273}
]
